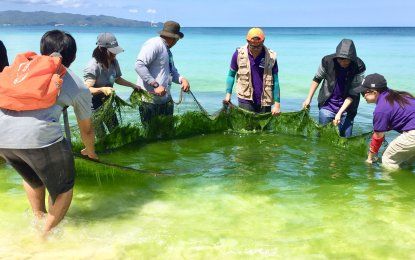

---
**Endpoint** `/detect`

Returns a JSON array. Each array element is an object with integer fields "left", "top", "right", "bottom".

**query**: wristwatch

[{"left": 152, "top": 82, "right": 159, "bottom": 88}]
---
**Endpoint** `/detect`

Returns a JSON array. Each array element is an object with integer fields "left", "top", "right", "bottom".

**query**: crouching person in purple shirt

[
  {"left": 0, "top": 30, "right": 97, "bottom": 238},
  {"left": 302, "top": 39, "right": 366, "bottom": 137},
  {"left": 223, "top": 28, "right": 281, "bottom": 115},
  {"left": 355, "top": 73, "right": 415, "bottom": 170}
]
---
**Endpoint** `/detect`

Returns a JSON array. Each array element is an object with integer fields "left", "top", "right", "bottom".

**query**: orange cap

[{"left": 246, "top": 27, "right": 265, "bottom": 41}]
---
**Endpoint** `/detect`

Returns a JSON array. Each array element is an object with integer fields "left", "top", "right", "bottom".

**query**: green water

[
  {"left": 1, "top": 26, "right": 415, "bottom": 257},
  {"left": 1, "top": 133, "right": 415, "bottom": 258}
]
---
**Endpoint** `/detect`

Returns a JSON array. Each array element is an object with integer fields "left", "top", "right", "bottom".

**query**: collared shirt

[
  {"left": 135, "top": 36, "right": 181, "bottom": 104},
  {"left": 230, "top": 48, "right": 278, "bottom": 105},
  {"left": 373, "top": 90, "right": 415, "bottom": 133},
  {"left": 0, "top": 69, "right": 92, "bottom": 149}
]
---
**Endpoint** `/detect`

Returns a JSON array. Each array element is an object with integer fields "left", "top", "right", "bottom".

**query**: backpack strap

[
  {"left": 50, "top": 52, "right": 67, "bottom": 78},
  {"left": 62, "top": 106, "right": 73, "bottom": 150},
  {"left": 56, "top": 64, "right": 66, "bottom": 78}
]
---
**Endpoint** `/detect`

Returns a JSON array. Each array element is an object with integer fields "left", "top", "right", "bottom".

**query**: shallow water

[
  {"left": 1, "top": 132, "right": 414, "bottom": 258},
  {"left": 1, "top": 26, "right": 415, "bottom": 258}
]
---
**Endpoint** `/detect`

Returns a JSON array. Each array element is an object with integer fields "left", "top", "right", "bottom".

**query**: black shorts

[{"left": 0, "top": 139, "right": 75, "bottom": 203}]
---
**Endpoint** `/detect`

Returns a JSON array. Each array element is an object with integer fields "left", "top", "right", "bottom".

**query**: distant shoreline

[{"left": 0, "top": 10, "right": 162, "bottom": 27}]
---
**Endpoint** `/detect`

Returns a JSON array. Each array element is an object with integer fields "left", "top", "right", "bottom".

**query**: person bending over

[{"left": 356, "top": 73, "right": 415, "bottom": 170}]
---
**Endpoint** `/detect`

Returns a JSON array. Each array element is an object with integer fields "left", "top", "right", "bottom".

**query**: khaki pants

[{"left": 382, "top": 130, "right": 415, "bottom": 170}]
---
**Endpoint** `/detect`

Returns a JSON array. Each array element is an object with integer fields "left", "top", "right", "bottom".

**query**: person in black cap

[
  {"left": 302, "top": 39, "right": 366, "bottom": 137},
  {"left": 355, "top": 73, "right": 415, "bottom": 169},
  {"left": 84, "top": 32, "right": 141, "bottom": 136},
  {"left": 135, "top": 21, "right": 190, "bottom": 127},
  {"left": 0, "top": 40, "right": 9, "bottom": 72}
]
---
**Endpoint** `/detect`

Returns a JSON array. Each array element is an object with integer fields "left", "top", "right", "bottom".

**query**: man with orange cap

[{"left": 224, "top": 28, "right": 280, "bottom": 115}]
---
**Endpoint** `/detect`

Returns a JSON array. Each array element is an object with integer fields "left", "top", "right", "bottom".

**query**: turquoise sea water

[
  {"left": 1, "top": 27, "right": 415, "bottom": 258},
  {"left": 2, "top": 27, "right": 415, "bottom": 94},
  {"left": 1, "top": 26, "right": 415, "bottom": 118}
]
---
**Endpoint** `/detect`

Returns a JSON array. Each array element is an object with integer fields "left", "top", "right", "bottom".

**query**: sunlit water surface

[{"left": 1, "top": 132, "right": 415, "bottom": 259}]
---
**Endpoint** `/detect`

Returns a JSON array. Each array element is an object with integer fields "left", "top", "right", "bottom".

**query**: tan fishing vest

[{"left": 236, "top": 44, "right": 277, "bottom": 106}]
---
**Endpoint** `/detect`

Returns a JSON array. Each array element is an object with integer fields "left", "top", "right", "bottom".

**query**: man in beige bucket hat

[{"left": 135, "top": 20, "right": 190, "bottom": 126}]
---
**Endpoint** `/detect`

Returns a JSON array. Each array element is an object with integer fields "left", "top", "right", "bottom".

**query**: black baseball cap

[{"left": 354, "top": 73, "right": 388, "bottom": 94}]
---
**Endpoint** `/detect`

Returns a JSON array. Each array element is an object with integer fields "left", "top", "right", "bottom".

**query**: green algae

[{"left": 67, "top": 93, "right": 371, "bottom": 174}]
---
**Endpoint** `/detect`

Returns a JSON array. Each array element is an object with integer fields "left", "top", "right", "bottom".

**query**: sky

[{"left": 1, "top": 0, "right": 415, "bottom": 27}]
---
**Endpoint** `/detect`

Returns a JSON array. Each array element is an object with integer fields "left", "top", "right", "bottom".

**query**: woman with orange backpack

[
  {"left": 0, "top": 30, "right": 97, "bottom": 238},
  {"left": 83, "top": 33, "right": 140, "bottom": 136}
]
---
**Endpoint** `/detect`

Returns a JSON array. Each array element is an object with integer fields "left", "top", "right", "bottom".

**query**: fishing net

[{"left": 68, "top": 90, "right": 372, "bottom": 174}]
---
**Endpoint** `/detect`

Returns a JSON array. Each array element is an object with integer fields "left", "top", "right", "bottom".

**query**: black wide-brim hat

[{"left": 158, "top": 21, "right": 184, "bottom": 39}]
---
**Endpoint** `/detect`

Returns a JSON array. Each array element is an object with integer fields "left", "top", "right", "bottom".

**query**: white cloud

[
  {"left": 146, "top": 8, "right": 156, "bottom": 14},
  {"left": 54, "top": 0, "right": 85, "bottom": 8},
  {"left": 129, "top": 9, "right": 138, "bottom": 13}
]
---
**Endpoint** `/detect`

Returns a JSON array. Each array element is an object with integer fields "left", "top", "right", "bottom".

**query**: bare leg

[
  {"left": 43, "top": 189, "right": 73, "bottom": 237},
  {"left": 48, "top": 195, "right": 52, "bottom": 213},
  {"left": 23, "top": 180, "right": 47, "bottom": 219}
]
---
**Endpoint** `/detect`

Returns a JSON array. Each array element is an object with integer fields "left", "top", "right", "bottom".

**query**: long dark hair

[
  {"left": 0, "top": 40, "right": 9, "bottom": 72},
  {"left": 40, "top": 30, "right": 77, "bottom": 67},
  {"left": 92, "top": 46, "right": 113, "bottom": 68},
  {"left": 382, "top": 88, "right": 414, "bottom": 108}
]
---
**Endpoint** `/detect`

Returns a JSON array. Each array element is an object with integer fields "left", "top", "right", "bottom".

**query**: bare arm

[
  {"left": 333, "top": 97, "right": 353, "bottom": 126},
  {"left": 115, "top": 77, "right": 141, "bottom": 90},
  {"left": 302, "top": 80, "right": 320, "bottom": 109},
  {"left": 77, "top": 118, "right": 98, "bottom": 159},
  {"left": 84, "top": 79, "right": 113, "bottom": 96},
  {"left": 303, "top": 61, "right": 327, "bottom": 109}
]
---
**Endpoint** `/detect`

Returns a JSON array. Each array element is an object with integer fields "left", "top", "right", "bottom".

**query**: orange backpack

[{"left": 0, "top": 52, "right": 67, "bottom": 111}]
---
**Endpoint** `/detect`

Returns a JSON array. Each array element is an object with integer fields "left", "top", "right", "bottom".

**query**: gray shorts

[{"left": 0, "top": 139, "right": 75, "bottom": 203}]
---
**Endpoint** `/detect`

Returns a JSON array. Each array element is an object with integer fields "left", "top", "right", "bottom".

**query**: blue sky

[{"left": 1, "top": 0, "right": 415, "bottom": 27}]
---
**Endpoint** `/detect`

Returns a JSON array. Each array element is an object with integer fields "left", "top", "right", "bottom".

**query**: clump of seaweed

[{"left": 67, "top": 92, "right": 370, "bottom": 176}]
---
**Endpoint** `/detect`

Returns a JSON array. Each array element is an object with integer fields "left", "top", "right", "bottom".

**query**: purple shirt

[
  {"left": 230, "top": 48, "right": 278, "bottom": 105},
  {"left": 321, "top": 65, "right": 350, "bottom": 113},
  {"left": 373, "top": 90, "right": 415, "bottom": 133}
]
